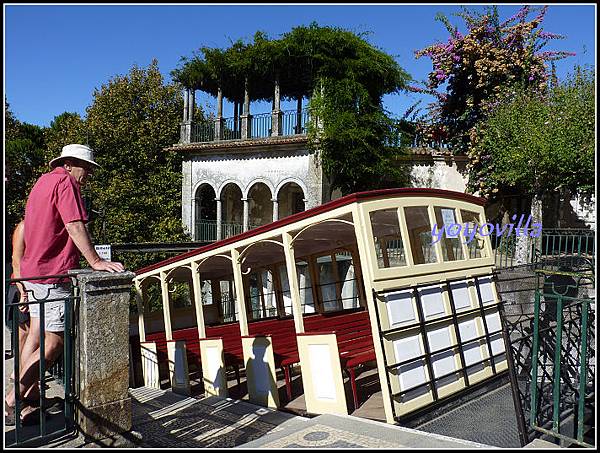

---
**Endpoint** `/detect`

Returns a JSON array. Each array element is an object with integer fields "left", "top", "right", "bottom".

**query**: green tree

[
  {"left": 476, "top": 66, "right": 595, "bottom": 215},
  {"left": 44, "top": 112, "right": 88, "bottom": 164},
  {"left": 414, "top": 6, "right": 574, "bottom": 196},
  {"left": 173, "top": 24, "right": 411, "bottom": 195},
  {"left": 84, "top": 59, "right": 192, "bottom": 271},
  {"left": 5, "top": 101, "right": 47, "bottom": 232}
]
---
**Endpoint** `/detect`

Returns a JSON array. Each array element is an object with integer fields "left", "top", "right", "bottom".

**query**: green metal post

[
  {"left": 40, "top": 299, "right": 46, "bottom": 435},
  {"left": 576, "top": 299, "right": 589, "bottom": 442},
  {"left": 552, "top": 295, "right": 564, "bottom": 434},
  {"left": 530, "top": 290, "right": 541, "bottom": 427},
  {"left": 12, "top": 305, "right": 21, "bottom": 443},
  {"left": 64, "top": 287, "right": 74, "bottom": 431}
]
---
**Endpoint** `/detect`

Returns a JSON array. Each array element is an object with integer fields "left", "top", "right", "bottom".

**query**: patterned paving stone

[{"left": 254, "top": 424, "right": 400, "bottom": 448}]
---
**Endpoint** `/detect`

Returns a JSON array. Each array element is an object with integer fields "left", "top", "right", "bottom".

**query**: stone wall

[
  {"left": 74, "top": 271, "right": 136, "bottom": 439},
  {"left": 181, "top": 141, "right": 324, "bottom": 236}
]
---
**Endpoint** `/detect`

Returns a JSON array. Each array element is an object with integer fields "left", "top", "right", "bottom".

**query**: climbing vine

[{"left": 173, "top": 23, "right": 411, "bottom": 194}]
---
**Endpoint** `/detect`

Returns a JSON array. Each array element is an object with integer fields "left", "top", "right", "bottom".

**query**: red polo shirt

[{"left": 20, "top": 167, "right": 88, "bottom": 283}]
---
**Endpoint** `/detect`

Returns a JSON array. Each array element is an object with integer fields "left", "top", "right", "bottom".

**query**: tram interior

[{"left": 132, "top": 212, "right": 387, "bottom": 420}]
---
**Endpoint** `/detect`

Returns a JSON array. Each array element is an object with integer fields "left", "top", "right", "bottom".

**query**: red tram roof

[{"left": 135, "top": 188, "right": 486, "bottom": 276}]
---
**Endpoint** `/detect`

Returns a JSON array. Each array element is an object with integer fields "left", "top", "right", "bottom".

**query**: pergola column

[
  {"left": 160, "top": 271, "right": 173, "bottom": 341},
  {"left": 231, "top": 248, "right": 249, "bottom": 336},
  {"left": 214, "top": 86, "right": 224, "bottom": 140},
  {"left": 295, "top": 97, "right": 303, "bottom": 134},
  {"left": 242, "top": 197, "right": 249, "bottom": 232},
  {"left": 271, "top": 76, "right": 282, "bottom": 136},
  {"left": 189, "top": 89, "right": 195, "bottom": 123},
  {"left": 272, "top": 198, "right": 279, "bottom": 222},
  {"left": 181, "top": 88, "right": 192, "bottom": 144},
  {"left": 191, "top": 263, "right": 206, "bottom": 338},
  {"left": 216, "top": 198, "right": 223, "bottom": 240},
  {"left": 282, "top": 232, "right": 305, "bottom": 333},
  {"left": 134, "top": 280, "right": 146, "bottom": 342},
  {"left": 241, "top": 77, "right": 252, "bottom": 139}
]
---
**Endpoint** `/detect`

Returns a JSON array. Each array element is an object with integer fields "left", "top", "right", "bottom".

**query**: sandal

[
  {"left": 20, "top": 406, "right": 42, "bottom": 426},
  {"left": 5, "top": 402, "right": 16, "bottom": 426}
]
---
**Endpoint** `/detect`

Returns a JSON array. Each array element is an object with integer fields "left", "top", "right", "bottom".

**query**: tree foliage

[
  {"left": 5, "top": 101, "right": 47, "bottom": 232},
  {"left": 414, "top": 6, "right": 574, "bottom": 196},
  {"left": 84, "top": 60, "right": 191, "bottom": 271},
  {"left": 174, "top": 23, "right": 411, "bottom": 194},
  {"left": 474, "top": 66, "right": 595, "bottom": 199}
]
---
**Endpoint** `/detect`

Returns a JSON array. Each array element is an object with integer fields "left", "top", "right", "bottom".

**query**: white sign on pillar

[{"left": 95, "top": 245, "right": 112, "bottom": 261}]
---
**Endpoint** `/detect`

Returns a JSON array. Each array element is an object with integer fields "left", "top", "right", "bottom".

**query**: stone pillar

[
  {"left": 216, "top": 198, "right": 223, "bottom": 240},
  {"left": 242, "top": 197, "right": 249, "bottom": 232},
  {"left": 74, "top": 270, "right": 136, "bottom": 439},
  {"left": 181, "top": 88, "right": 192, "bottom": 144},
  {"left": 241, "top": 78, "right": 252, "bottom": 139},
  {"left": 271, "top": 77, "right": 282, "bottom": 136},
  {"left": 189, "top": 89, "right": 195, "bottom": 123},
  {"left": 272, "top": 198, "right": 279, "bottom": 222},
  {"left": 295, "top": 97, "right": 302, "bottom": 134},
  {"left": 215, "top": 87, "right": 224, "bottom": 140}
]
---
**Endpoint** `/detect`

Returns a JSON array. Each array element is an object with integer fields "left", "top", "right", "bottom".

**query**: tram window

[
  {"left": 247, "top": 270, "right": 277, "bottom": 320},
  {"left": 434, "top": 207, "right": 464, "bottom": 261},
  {"left": 317, "top": 255, "right": 340, "bottom": 312},
  {"left": 220, "top": 279, "right": 236, "bottom": 322},
  {"left": 460, "top": 210, "right": 488, "bottom": 259},
  {"left": 278, "top": 265, "right": 293, "bottom": 316},
  {"left": 404, "top": 206, "right": 438, "bottom": 265},
  {"left": 172, "top": 282, "right": 192, "bottom": 308},
  {"left": 262, "top": 270, "right": 277, "bottom": 317},
  {"left": 296, "top": 260, "right": 315, "bottom": 314},
  {"left": 248, "top": 272, "right": 262, "bottom": 319},
  {"left": 201, "top": 280, "right": 213, "bottom": 305},
  {"left": 336, "top": 252, "right": 360, "bottom": 309},
  {"left": 369, "top": 209, "right": 407, "bottom": 268}
]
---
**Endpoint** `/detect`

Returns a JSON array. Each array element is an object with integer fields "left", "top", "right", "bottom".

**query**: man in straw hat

[{"left": 5, "top": 144, "right": 125, "bottom": 425}]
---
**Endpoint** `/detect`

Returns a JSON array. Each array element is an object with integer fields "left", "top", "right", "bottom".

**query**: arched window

[
  {"left": 194, "top": 184, "right": 217, "bottom": 241},
  {"left": 277, "top": 182, "right": 305, "bottom": 220},
  {"left": 248, "top": 182, "right": 273, "bottom": 228}
]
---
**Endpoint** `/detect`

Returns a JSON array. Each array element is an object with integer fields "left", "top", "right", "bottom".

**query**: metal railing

[
  {"left": 249, "top": 112, "right": 272, "bottom": 139},
  {"left": 502, "top": 262, "right": 595, "bottom": 447},
  {"left": 5, "top": 274, "right": 77, "bottom": 447},
  {"left": 188, "top": 108, "right": 310, "bottom": 144},
  {"left": 281, "top": 109, "right": 310, "bottom": 136},
  {"left": 493, "top": 228, "right": 595, "bottom": 270},
  {"left": 194, "top": 220, "right": 264, "bottom": 242}
]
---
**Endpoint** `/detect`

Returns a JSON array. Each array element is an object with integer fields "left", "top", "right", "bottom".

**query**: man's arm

[{"left": 65, "top": 220, "right": 125, "bottom": 272}]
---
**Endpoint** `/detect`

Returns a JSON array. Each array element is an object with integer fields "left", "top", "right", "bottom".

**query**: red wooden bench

[{"left": 279, "top": 310, "right": 376, "bottom": 409}]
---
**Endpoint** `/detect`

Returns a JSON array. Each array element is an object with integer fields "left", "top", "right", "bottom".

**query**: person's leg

[
  {"left": 6, "top": 331, "right": 63, "bottom": 407},
  {"left": 5, "top": 317, "right": 40, "bottom": 408},
  {"left": 17, "top": 320, "right": 30, "bottom": 363}
]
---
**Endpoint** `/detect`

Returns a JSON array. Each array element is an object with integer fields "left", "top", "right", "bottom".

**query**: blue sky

[{"left": 4, "top": 4, "right": 596, "bottom": 127}]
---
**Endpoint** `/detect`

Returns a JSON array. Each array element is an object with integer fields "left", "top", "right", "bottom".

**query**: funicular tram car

[{"left": 132, "top": 188, "right": 507, "bottom": 424}]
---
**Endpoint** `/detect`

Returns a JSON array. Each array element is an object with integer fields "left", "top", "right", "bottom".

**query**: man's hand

[
  {"left": 66, "top": 221, "right": 125, "bottom": 272},
  {"left": 19, "top": 291, "right": 29, "bottom": 313},
  {"left": 91, "top": 259, "right": 125, "bottom": 273}
]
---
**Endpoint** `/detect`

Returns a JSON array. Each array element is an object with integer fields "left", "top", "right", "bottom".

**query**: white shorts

[{"left": 23, "top": 282, "right": 71, "bottom": 333}]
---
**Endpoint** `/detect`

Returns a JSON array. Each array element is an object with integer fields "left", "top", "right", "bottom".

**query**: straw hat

[{"left": 49, "top": 144, "right": 101, "bottom": 169}]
